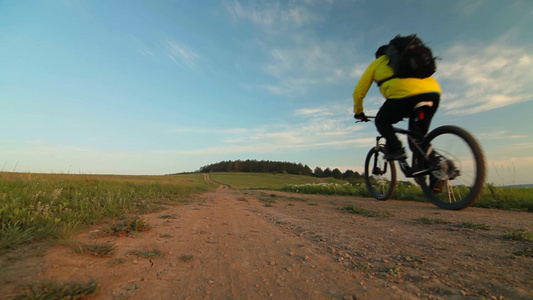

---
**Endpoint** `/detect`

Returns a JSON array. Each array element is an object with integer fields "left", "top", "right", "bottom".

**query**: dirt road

[{"left": 1, "top": 177, "right": 532, "bottom": 299}]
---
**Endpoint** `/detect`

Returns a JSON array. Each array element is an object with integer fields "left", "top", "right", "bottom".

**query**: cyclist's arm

[{"left": 353, "top": 60, "right": 378, "bottom": 114}]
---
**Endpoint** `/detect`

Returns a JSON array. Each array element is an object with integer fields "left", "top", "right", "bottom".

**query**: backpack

[{"left": 377, "top": 34, "right": 436, "bottom": 86}]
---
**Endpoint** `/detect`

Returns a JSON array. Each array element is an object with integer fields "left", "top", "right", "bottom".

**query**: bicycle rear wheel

[
  {"left": 418, "top": 126, "right": 486, "bottom": 210},
  {"left": 364, "top": 146, "right": 396, "bottom": 200}
]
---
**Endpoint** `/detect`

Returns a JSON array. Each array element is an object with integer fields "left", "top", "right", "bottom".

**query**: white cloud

[
  {"left": 165, "top": 39, "right": 200, "bottom": 69},
  {"left": 130, "top": 35, "right": 154, "bottom": 57},
  {"left": 226, "top": 1, "right": 355, "bottom": 97},
  {"left": 295, "top": 107, "right": 334, "bottom": 117},
  {"left": 437, "top": 37, "right": 533, "bottom": 115},
  {"left": 162, "top": 102, "right": 366, "bottom": 157},
  {"left": 226, "top": 0, "right": 323, "bottom": 29},
  {"left": 349, "top": 63, "right": 367, "bottom": 78},
  {"left": 477, "top": 130, "right": 525, "bottom": 140},
  {"left": 162, "top": 136, "right": 373, "bottom": 157},
  {"left": 168, "top": 127, "right": 251, "bottom": 135},
  {"left": 257, "top": 37, "right": 358, "bottom": 96},
  {"left": 455, "top": 0, "right": 485, "bottom": 16},
  {"left": 507, "top": 142, "right": 533, "bottom": 150}
]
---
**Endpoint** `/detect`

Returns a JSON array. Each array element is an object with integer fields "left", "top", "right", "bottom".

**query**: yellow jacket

[{"left": 353, "top": 55, "right": 441, "bottom": 114}]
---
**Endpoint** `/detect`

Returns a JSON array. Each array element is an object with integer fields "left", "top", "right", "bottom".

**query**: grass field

[
  {"left": 0, "top": 172, "right": 215, "bottom": 250},
  {"left": 208, "top": 172, "right": 346, "bottom": 189},
  {"left": 209, "top": 173, "right": 533, "bottom": 212},
  {"left": 279, "top": 180, "right": 533, "bottom": 211},
  {"left": 2, "top": 171, "right": 531, "bottom": 251}
]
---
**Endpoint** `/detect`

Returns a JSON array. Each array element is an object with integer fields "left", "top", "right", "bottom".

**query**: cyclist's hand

[{"left": 354, "top": 112, "right": 368, "bottom": 122}]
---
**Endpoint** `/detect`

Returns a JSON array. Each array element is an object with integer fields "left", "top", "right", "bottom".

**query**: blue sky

[{"left": 1, "top": 0, "right": 532, "bottom": 185}]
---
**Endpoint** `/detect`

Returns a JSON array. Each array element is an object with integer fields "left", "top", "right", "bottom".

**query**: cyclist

[{"left": 353, "top": 44, "right": 441, "bottom": 162}]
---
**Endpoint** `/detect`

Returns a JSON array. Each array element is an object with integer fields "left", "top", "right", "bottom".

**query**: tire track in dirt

[
  {"left": 203, "top": 173, "right": 229, "bottom": 190},
  {"left": 244, "top": 190, "right": 533, "bottom": 300},
  {"left": 0, "top": 188, "right": 396, "bottom": 299}
]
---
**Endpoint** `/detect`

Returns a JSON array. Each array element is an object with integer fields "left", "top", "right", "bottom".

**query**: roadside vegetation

[
  {"left": 14, "top": 279, "right": 99, "bottom": 299},
  {"left": 475, "top": 183, "right": 533, "bottom": 211},
  {"left": 277, "top": 180, "right": 533, "bottom": 212},
  {"left": 280, "top": 181, "right": 425, "bottom": 201},
  {"left": 285, "top": 183, "right": 531, "bottom": 212},
  {"left": 68, "top": 240, "right": 117, "bottom": 257},
  {"left": 207, "top": 172, "right": 532, "bottom": 211},
  {"left": 208, "top": 172, "right": 345, "bottom": 190},
  {"left": 0, "top": 172, "right": 213, "bottom": 250},
  {"left": 2, "top": 170, "right": 531, "bottom": 251},
  {"left": 342, "top": 205, "right": 393, "bottom": 218}
]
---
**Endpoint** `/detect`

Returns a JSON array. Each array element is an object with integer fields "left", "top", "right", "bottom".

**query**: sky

[{"left": 1, "top": 0, "right": 532, "bottom": 185}]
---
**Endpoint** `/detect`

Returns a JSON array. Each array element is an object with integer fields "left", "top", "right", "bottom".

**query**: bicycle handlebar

[{"left": 355, "top": 116, "right": 376, "bottom": 123}]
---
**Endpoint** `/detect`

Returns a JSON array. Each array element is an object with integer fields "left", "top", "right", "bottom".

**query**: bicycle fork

[{"left": 372, "top": 136, "right": 388, "bottom": 175}]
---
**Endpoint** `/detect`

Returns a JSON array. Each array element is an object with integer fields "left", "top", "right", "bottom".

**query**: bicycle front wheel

[
  {"left": 418, "top": 125, "right": 486, "bottom": 210},
  {"left": 364, "top": 146, "right": 396, "bottom": 200}
]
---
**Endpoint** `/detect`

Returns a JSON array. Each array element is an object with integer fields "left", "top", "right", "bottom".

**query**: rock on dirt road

[{"left": 1, "top": 187, "right": 532, "bottom": 299}]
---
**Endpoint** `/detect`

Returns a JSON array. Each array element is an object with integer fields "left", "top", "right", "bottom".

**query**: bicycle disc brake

[{"left": 431, "top": 156, "right": 460, "bottom": 180}]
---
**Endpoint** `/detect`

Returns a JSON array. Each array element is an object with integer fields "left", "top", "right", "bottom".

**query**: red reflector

[{"left": 419, "top": 112, "right": 425, "bottom": 120}]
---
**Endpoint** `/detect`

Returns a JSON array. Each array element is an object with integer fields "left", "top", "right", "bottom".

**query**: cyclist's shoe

[{"left": 383, "top": 147, "right": 407, "bottom": 161}]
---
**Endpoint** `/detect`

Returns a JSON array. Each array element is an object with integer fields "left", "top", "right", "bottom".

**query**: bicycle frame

[{"left": 373, "top": 126, "right": 434, "bottom": 178}]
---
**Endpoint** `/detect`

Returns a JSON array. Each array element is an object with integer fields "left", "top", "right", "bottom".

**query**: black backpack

[{"left": 377, "top": 34, "right": 437, "bottom": 86}]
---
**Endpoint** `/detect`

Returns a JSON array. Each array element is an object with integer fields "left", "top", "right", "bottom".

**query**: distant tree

[
  {"left": 343, "top": 169, "right": 355, "bottom": 180},
  {"left": 302, "top": 165, "right": 313, "bottom": 176},
  {"left": 313, "top": 167, "right": 323, "bottom": 177},
  {"left": 295, "top": 163, "right": 304, "bottom": 175},
  {"left": 323, "top": 168, "right": 332, "bottom": 178},
  {"left": 332, "top": 168, "right": 342, "bottom": 179},
  {"left": 198, "top": 160, "right": 324, "bottom": 176}
]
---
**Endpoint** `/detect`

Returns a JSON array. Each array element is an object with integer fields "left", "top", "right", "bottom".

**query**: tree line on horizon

[{"left": 197, "top": 159, "right": 363, "bottom": 181}]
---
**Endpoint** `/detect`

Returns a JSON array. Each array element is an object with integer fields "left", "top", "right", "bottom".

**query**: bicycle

[{"left": 357, "top": 104, "right": 486, "bottom": 210}]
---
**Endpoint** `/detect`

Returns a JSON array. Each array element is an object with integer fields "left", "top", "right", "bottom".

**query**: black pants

[{"left": 375, "top": 93, "right": 440, "bottom": 153}]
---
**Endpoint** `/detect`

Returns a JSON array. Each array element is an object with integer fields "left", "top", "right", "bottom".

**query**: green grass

[
  {"left": 388, "top": 265, "right": 401, "bottom": 275},
  {"left": 416, "top": 218, "right": 498, "bottom": 231},
  {"left": 127, "top": 248, "right": 162, "bottom": 258},
  {"left": 342, "top": 205, "right": 393, "bottom": 218},
  {"left": 0, "top": 172, "right": 212, "bottom": 250},
  {"left": 456, "top": 221, "right": 491, "bottom": 230},
  {"left": 210, "top": 173, "right": 533, "bottom": 212},
  {"left": 280, "top": 180, "right": 427, "bottom": 202},
  {"left": 279, "top": 179, "right": 532, "bottom": 212},
  {"left": 355, "top": 262, "right": 372, "bottom": 270},
  {"left": 69, "top": 241, "right": 116, "bottom": 257},
  {"left": 281, "top": 182, "right": 366, "bottom": 196},
  {"left": 258, "top": 193, "right": 278, "bottom": 207},
  {"left": 502, "top": 228, "right": 533, "bottom": 242},
  {"left": 415, "top": 217, "right": 450, "bottom": 225},
  {"left": 158, "top": 214, "right": 178, "bottom": 219},
  {"left": 475, "top": 184, "right": 533, "bottom": 211},
  {"left": 102, "top": 216, "right": 151, "bottom": 237},
  {"left": 2, "top": 171, "right": 530, "bottom": 251},
  {"left": 14, "top": 279, "right": 98, "bottom": 299},
  {"left": 209, "top": 172, "right": 346, "bottom": 190}
]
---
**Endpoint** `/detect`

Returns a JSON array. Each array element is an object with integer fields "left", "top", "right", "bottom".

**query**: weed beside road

[{"left": 0, "top": 172, "right": 211, "bottom": 250}]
